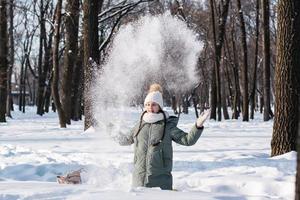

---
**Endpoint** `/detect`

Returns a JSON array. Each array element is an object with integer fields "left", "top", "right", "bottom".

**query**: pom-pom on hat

[
  {"left": 148, "top": 83, "right": 163, "bottom": 93},
  {"left": 144, "top": 84, "right": 164, "bottom": 109}
]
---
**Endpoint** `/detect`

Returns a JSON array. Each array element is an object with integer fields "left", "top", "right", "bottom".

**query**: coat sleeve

[
  {"left": 118, "top": 122, "right": 139, "bottom": 146},
  {"left": 170, "top": 124, "right": 204, "bottom": 146}
]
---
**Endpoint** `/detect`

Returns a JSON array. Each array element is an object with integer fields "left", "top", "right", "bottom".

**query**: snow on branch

[{"left": 98, "top": 0, "right": 153, "bottom": 23}]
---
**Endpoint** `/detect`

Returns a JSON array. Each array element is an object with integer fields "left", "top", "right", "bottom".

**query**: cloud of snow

[{"left": 92, "top": 13, "right": 203, "bottom": 134}]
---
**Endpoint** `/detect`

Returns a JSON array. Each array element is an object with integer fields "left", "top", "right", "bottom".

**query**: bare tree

[
  {"left": 0, "top": 0, "right": 8, "bottom": 122},
  {"left": 292, "top": 2, "right": 300, "bottom": 200},
  {"left": 6, "top": 0, "right": 14, "bottom": 118},
  {"left": 61, "top": 0, "right": 80, "bottom": 124},
  {"left": 71, "top": 38, "right": 84, "bottom": 121},
  {"left": 229, "top": 12, "right": 241, "bottom": 119},
  {"left": 250, "top": 0, "right": 259, "bottom": 120},
  {"left": 83, "top": 0, "right": 102, "bottom": 130},
  {"left": 271, "top": 0, "right": 300, "bottom": 157},
  {"left": 216, "top": 0, "right": 230, "bottom": 121},
  {"left": 52, "top": 0, "right": 67, "bottom": 128},
  {"left": 209, "top": 0, "right": 230, "bottom": 121},
  {"left": 36, "top": 0, "right": 45, "bottom": 115},
  {"left": 221, "top": 56, "right": 229, "bottom": 120},
  {"left": 36, "top": 0, "right": 50, "bottom": 115},
  {"left": 236, "top": 0, "right": 249, "bottom": 121},
  {"left": 42, "top": 2, "right": 54, "bottom": 114},
  {"left": 262, "top": 0, "right": 272, "bottom": 121},
  {"left": 17, "top": 9, "right": 38, "bottom": 113},
  {"left": 209, "top": 0, "right": 217, "bottom": 120}
]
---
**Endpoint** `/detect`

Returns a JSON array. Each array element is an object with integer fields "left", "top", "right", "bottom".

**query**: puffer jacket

[{"left": 120, "top": 115, "right": 204, "bottom": 190}]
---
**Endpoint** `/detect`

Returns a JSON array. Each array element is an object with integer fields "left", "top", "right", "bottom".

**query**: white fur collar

[{"left": 143, "top": 111, "right": 169, "bottom": 123}]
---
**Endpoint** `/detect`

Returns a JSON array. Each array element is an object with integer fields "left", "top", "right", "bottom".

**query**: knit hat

[{"left": 144, "top": 84, "right": 164, "bottom": 109}]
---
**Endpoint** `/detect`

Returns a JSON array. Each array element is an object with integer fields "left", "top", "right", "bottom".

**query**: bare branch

[
  {"left": 99, "top": 0, "right": 153, "bottom": 23},
  {"left": 99, "top": 5, "right": 134, "bottom": 52}
]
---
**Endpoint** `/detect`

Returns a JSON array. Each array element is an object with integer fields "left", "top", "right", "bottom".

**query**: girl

[{"left": 119, "top": 83, "right": 210, "bottom": 190}]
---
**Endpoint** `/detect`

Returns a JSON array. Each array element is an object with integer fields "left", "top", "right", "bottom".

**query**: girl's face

[{"left": 145, "top": 102, "right": 160, "bottom": 113}]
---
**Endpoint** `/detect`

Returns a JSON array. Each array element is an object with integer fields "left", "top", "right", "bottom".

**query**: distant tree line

[
  {"left": 0, "top": 0, "right": 152, "bottom": 128},
  {"left": 0, "top": 0, "right": 279, "bottom": 126}
]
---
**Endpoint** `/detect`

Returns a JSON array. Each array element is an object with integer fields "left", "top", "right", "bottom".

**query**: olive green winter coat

[{"left": 120, "top": 115, "right": 204, "bottom": 190}]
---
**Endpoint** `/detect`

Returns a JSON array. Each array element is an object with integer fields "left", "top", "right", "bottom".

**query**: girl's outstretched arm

[
  {"left": 170, "top": 125, "right": 204, "bottom": 146},
  {"left": 171, "top": 109, "right": 210, "bottom": 146}
]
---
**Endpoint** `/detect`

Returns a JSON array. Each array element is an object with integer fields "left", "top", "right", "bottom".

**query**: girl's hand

[{"left": 196, "top": 109, "right": 211, "bottom": 128}]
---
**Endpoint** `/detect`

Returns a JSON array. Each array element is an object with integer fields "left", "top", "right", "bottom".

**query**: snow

[
  {"left": 92, "top": 14, "right": 203, "bottom": 143},
  {"left": 0, "top": 106, "right": 296, "bottom": 200}
]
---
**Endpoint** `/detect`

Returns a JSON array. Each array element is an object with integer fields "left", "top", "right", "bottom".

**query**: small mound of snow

[
  {"left": 83, "top": 126, "right": 96, "bottom": 134},
  {"left": 271, "top": 151, "right": 297, "bottom": 160},
  {"left": 0, "top": 145, "right": 31, "bottom": 157}
]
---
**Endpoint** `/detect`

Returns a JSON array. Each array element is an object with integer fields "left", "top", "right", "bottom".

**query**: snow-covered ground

[{"left": 0, "top": 107, "right": 296, "bottom": 200}]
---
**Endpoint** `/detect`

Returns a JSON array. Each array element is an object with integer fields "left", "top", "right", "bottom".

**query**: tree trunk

[
  {"left": 42, "top": 29, "right": 54, "bottom": 113},
  {"left": 37, "top": 0, "right": 46, "bottom": 115},
  {"left": 210, "top": 67, "right": 217, "bottom": 120},
  {"left": 22, "top": 60, "right": 28, "bottom": 113},
  {"left": 182, "top": 94, "right": 188, "bottom": 114},
  {"left": 199, "top": 44, "right": 210, "bottom": 114},
  {"left": 215, "top": 0, "right": 230, "bottom": 121},
  {"left": 221, "top": 66, "right": 229, "bottom": 120},
  {"left": 83, "top": 0, "right": 101, "bottom": 130},
  {"left": 209, "top": 0, "right": 230, "bottom": 121},
  {"left": 44, "top": 73, "right": 52, "bottom": 113},
  {"left": 262, "top": 0, "right": 272, "bottom": 121},
  {"left": 223, "top": 39, "right": 234, "bottom": 109},
  {"left": 209, "top": 0, "right": 217, "bottom": 120},
  {"left": 230, "top": 21, "right": 240, "bottom": 119},
  {"left": 271, "top": 0, "right": 300, "bottom": 157},
  {"left": 61, "top": 0, "right": 79, "bottom": 124},
  {"left": 0, "top": 0, "right": 8, "bottom": 122},
  {"left": 52, "top": 0, "right": 67, "bottom": 128},
  {"left": 294, "top": 1, "right": 300, "bottom": 199},
  {"left": 19, "top": 58, "right": 25, "bottom": 111},
  {"left": 71, "top": 39, "right": 84, "bottom": 121},
  {"left": 171, "top": 95, "right": 178, "bottom": 114},
  {"left": 259, "top": 85, "right": 264, "bottom": 113},
  {"left": 236, "top": 0, "right": 249, "bottom": 121},
  {"left": 6, "top": 0, "right": 14, "bottom": 118},
  {"left": 250, "top": 0, "right": 259, "bottom": 120},
  {"left": 192, "top": 93, "right": 199, "bottom": 118},
  {"left": 296, "top": 89, "right": 300, "bottom": 200}
]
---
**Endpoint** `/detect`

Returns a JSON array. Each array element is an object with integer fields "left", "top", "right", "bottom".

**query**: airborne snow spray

[{"left": 87, "top": 13, "right": 203, "bottom": 189}]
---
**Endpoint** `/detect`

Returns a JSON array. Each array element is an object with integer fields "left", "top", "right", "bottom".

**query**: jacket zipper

[{"left": 144, "top": 124, "right": 152, "bottom": 185}]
